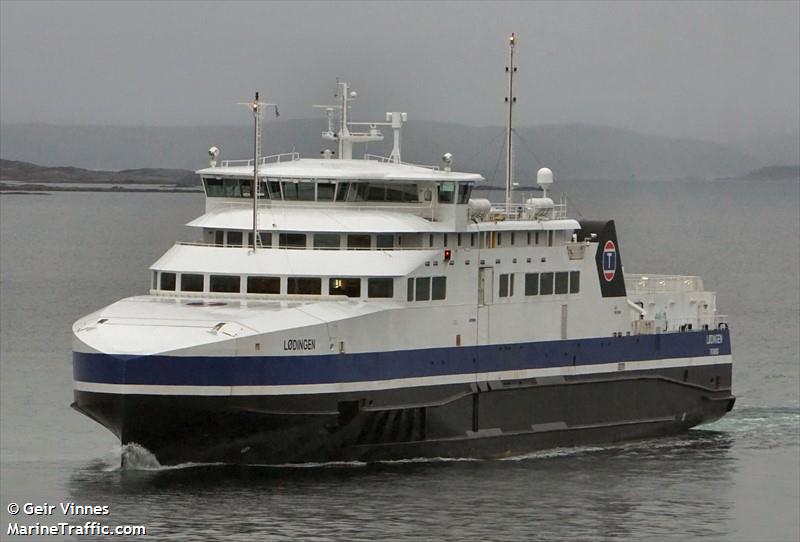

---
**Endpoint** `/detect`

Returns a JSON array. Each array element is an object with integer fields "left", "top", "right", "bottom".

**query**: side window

[
  {"left": 347, "top": 234, "right": 371, "bottom": 249},
  {"left": 160, "top": 272, "right": 176, "bottom": 291},
  {"left": 415, "top": 277, "right": 431, "bottom": 301},
  {"left": 569, "top": 271, "right": 580, "bottom": 294},
  {"left": 210, "top": 275, "right": 240, "bottom": 293},
  {"left": 204, "top": 178, "right": 224, "bottom": 197},
  {"left": 151, "top": 271, "right": 157, "bottom": 290},
  {"left": 314, "top": 233, "right": 340, "bottom": 249},
  {"left": 329, "top": 278, "right": 361, "bottom": 297},
  {"left": 227, "top": 231, "right": 243, "bottom": 247},
  {"left": 215, "top": 231, "right": 224, "bottom": 246},
  {"left": 431, "top": 276, "right": 446, "bottom": 300},
  {"left": 181, "top": 273, "right": 204, "bottom": 292},
  {"left": 457, "top": 183, "right": 472, "bottom": 204},
  {"left": 335, "top": 182, "right": 350, "bottom": 201},
  {"left": 368, "top": 278, "right": 394, "bottom": 298},
  {"left": 438, "top": 182, "right": 455, "bottom": 203},
  {"left": 376, "top": 234, "right": 393, "bottom": 249},
  {"left": 499, "top": 273, "right": 514, "bottom": 297},
  {"left": 555, "top": 272, "right": 569, "bottom": 294},
  {"left": 407, "top": 278, "right": 414, "bottom": 301},
  {"left": 279, "top": 233, "right": 307, "bottom": 249},
  {"left": 540, "top": 272, "right": 554, "bottom": 295},
  {"left": 268, "top": 180, "right": 282, "bottom": 199},
  {"left": 525, "top": 273, "right": 539, "bottom": 296},
  {"left": 247, "top": 276, "right": 280, "bottom": 294},
  {"left": 287, "top": 277, "right": 322, "bottom": 295}
]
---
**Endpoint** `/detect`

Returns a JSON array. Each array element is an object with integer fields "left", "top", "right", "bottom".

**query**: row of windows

[
  {"left": 204, "top": 178, "right": 474, "bottom": 204},
  {"left": 498, "top": 271, "right": 580, "bottom": 298},
  {"left": 208, "top": 230, "right": 562, "bottom": 250},
  {"left": 154, "top": 272, "right": 397, "bottom": 298},
  {"left": 406, "top": 276, "right": 447, "bottom": 301}
]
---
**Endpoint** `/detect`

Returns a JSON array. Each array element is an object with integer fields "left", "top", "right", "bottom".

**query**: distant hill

[
  {"left": 0, "top": 121, "right": 762, "bottom": 184},
  {"left": 0, "top": 159, "right": 196, "bottom": 186},
  {"left": 722, "top": 165, "right": 800, "bottom": 181}
]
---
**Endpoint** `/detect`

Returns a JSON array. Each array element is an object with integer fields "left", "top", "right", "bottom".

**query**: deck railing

[
  {"left": 625, "top": 274, "right": 705, "bottom": 293},
  {"left": 219, "top": 152, "right": 300, "bottom": 168}
]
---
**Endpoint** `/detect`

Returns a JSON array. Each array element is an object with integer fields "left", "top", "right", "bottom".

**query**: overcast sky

[{"left": 1, "top": 1, "right": 798, "bottom": 144}]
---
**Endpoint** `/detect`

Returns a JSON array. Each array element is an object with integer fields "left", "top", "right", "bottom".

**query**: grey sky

[{"left": 1, "top": 1, "right": 798, "bottom": 144}]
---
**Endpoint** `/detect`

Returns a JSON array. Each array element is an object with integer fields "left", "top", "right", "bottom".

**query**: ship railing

[
  {"left": 206, "top": 199, "right": 438, "bottom": 220},
  {"left": 483, "top": 200, "right": 568, "bottom": 222},
  {"left": 219, "top": 152, "right": 300, "bottom": 168},
  {"left": 625, "top": 274, "right": 705, "bottom": 293},
  {"left": 363, "top": 153, "right": 441, "bottom": 171},
  {"left": 174, "top": 241, "right": 440, "bottom": 251}
]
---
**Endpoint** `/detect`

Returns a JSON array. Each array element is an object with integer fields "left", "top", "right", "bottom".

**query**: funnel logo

[{"left": 602, "top": 240, "right": 617, "bottom": 282}]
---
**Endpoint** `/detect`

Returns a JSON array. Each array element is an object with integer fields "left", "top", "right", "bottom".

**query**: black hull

[{"left": 73, "top": 364, "right": 734, "bottom": 465}]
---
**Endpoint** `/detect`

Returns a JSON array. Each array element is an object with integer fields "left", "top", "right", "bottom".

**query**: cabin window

[
  {"left": 160, "top": 272, "right": 176, "bottom": 291},
  {"left": 497, "top": 232, "right": 503, "bottom": 246},
  {"left": 204, "top": 178, "right": 225, "bottom": 197},
  {"left": 268, "top": 180, "right": 282, "bottom": 199},
  {"left": 511, "top": 232, "right": 516, "bottom": 246},
  {"left": 471, "top": 233, "right": 476, "bottom": 247},
  {"left": 457, "top": 233, "right": 462, "bottom": 247},
  {"left": 429, "top": 234, "right": 434, "bottom": 247},
  {"left": 352, "top": 183, "right": 369, "bottom": 201},
  {"left": 287, "top": 277, "right": 321, "bottom": 295},
  {"left": 570, "top": 271, "right": 580, "bottom": 294},
  {"left": 535, "top": 231, "right": 541, "bottom": 245},
  {"left": 214, "top": 231, "right": 224, "bottom": 246},
  {"left": 555, "top": 272, "right": 569, "bottom": 294},
  {"left": 499, "top": 273, "right": 515, "bottom": 298},
  {"left": 347, "top": 234, "right": 371, "bottom": 249},
  {"left": 210, "top": 275, "right": 240, "bottom": 293},
  {"left": 407, "top": 278, "right": 414, "bottom": 301},
  {"left": 151, "top": 271, "right": 157, "bottom": 290},
  {"left": 241, "top": 181, "right": 252, "bottom": 198},
  {"left": 415, "top": 277, "right": 431, "bottom": 301},
  {"left": 367, "top": 184, "right": 386, "bottom": 201},
  {"left": 282, "top": 180, "right": 315, "bottom": 201},
  {"left": 329, "top": 278, "right": 361, "bottom": 297},
  {"left": 227, "top": 231, "right": 243, "bottom": 246},
  {"left": 527, "top": 231, "right": 532, "bottom": 245},
  {"left": 247, "top": 276, "right": 280, "bottom": 294},
  {"left": 314, "top": 233, "right": 340, "bottom": 249},
  {"left": 525, "top": 273, "right": 539, "bottom": 295},
  {"left": 335, "top": 182, "right": 350, "bottom": 201},
  {"left": 248, "top": 232, "right": 270, "bottom": 247},
  {"left": 438, "top": 182, "right": 455, "bottom": 203},
  {"left": 368, "top": 278, "right": 394, "bottom": 298},
  {"left": 432, "top": 276, "right": 447, "bottom": 300},
  {"left": 317, "top": 181, "right": 336, "bottom": 201},
  {"left": 548, "top": 230, "right": 554, "bottom": 247},
  {"left": 181, "top": 273, "right": 204, "bottom": 292},
  {"left": 279, "top": 233, "right": 307, "bottom": 249},
  {"left": 457, "top": 184, "right": 472, "bottom": 204},
  {"left": 443, "top": 234, "right": 449, "bottom": 247},
  {"left": 540, "top": 272, "right": 554, "bottom": 295},
  {"left": 376, "top": 234, "right": 393, "bottom": 249},
  {"left": 259, "top": 180, "right": 269, "bottom": 199}
]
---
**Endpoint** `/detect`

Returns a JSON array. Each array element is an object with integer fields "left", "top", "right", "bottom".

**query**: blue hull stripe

[{"left": 73, "top": 330, "right": 731, "bottom": 387}]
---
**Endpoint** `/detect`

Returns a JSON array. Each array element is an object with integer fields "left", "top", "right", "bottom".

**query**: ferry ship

[{"left": 72, "top": 39, "right": 734, "bottom": 465}]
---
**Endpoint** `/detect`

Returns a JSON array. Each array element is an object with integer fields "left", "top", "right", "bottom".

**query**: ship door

[{"left": 477, "top": 267, "right": 493, "bottom": 345}]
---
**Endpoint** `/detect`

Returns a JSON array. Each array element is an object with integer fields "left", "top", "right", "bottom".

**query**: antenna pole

[
  {"left": 252, "top": 91, "right": 260, "bottom": 252},
  {"left": 505, "top": 32, "right": 516, "bottom": 207}
]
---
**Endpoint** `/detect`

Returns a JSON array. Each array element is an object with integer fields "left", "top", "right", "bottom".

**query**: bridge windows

[
  {"left": 336, "top": 182, "right": 350, "bottom": 201},
  {"left": 317, "top": 181, "right": 336, "bottom": 201},
  {"left": 330, "top": 278, "right": 361, "bottom": 297},
  {"left": 227, "top": 231, "right": 243, "bottom": 246},
  {"left": 247, "top": 276, "right": 280, "bottom": 294},
  {"left": 376, "top": 234, "right": 394, "bottom": 249},
  {"left": 438, "top": 181, "right": 456, "bottom": 203},
  {"left": 457, "top": 184, "right": 472, "bottom": 204}
]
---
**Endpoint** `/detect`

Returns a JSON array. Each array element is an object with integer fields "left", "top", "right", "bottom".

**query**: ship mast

[
  {"left": 505, "top": 32, "right": 517, "bottom": 206},
  {"left": 241, "top": 92, "right": 276, "bottom": 252}
]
